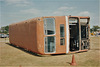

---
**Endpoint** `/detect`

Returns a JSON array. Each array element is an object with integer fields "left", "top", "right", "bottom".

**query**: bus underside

[{"left": 69, "top": 17, "right": 90, "bottom": 52}]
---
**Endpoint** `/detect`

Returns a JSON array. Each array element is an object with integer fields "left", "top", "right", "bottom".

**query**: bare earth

[{"left": 0, "top": 36, "right": 100, "bottom": 67}]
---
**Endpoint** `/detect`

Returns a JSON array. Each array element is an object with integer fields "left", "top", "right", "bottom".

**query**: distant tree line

[
  {"left": 0, "top": 25, "right": 9, "bottom": 34},
  {"left": 0, "top": 25, "right": 100, "bottom": 34},
  {"left": 90, "top": 25, "right": 100, "bottom": 33}
]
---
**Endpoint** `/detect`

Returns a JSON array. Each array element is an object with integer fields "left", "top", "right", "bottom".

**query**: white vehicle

[{"left": 0, "top": 34, "right": 8, "bottom": 38}]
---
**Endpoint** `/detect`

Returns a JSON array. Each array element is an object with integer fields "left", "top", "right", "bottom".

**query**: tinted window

[
  {"left": 60, "top": 38, "right": 65, "bottom": 45},
  {"left": 60, "top": 24, "right": 65, "bottom": 45},
  {"left": 60, "top": 24, "right": 64, "bottom": 37}
]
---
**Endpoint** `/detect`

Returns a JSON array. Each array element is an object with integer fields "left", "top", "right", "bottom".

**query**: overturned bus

[{"left": 9, "top": 16, "right": 90, "bottom": 55}]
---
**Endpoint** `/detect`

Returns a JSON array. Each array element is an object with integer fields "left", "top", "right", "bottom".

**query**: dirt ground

[{"left": 0, "top": 36, "right": 100, "bottom": 67}]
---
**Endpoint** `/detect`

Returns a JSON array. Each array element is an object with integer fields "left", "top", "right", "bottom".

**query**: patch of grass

[{"left": 0, "top": 36, "right": 100, "bottom": 66}]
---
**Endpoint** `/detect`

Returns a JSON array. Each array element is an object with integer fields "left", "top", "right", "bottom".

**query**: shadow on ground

[{"left": 6, "top": 43, "right": 43, "bottom": 57}]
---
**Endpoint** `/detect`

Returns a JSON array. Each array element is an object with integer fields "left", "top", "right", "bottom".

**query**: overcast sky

[{"left": 0, "top": 0, "right": 99, "bottom": 28}]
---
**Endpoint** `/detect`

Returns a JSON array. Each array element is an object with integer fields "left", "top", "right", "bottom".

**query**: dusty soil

[{"left": 0, "top": 36, "right": 100, "bottom": 67}]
